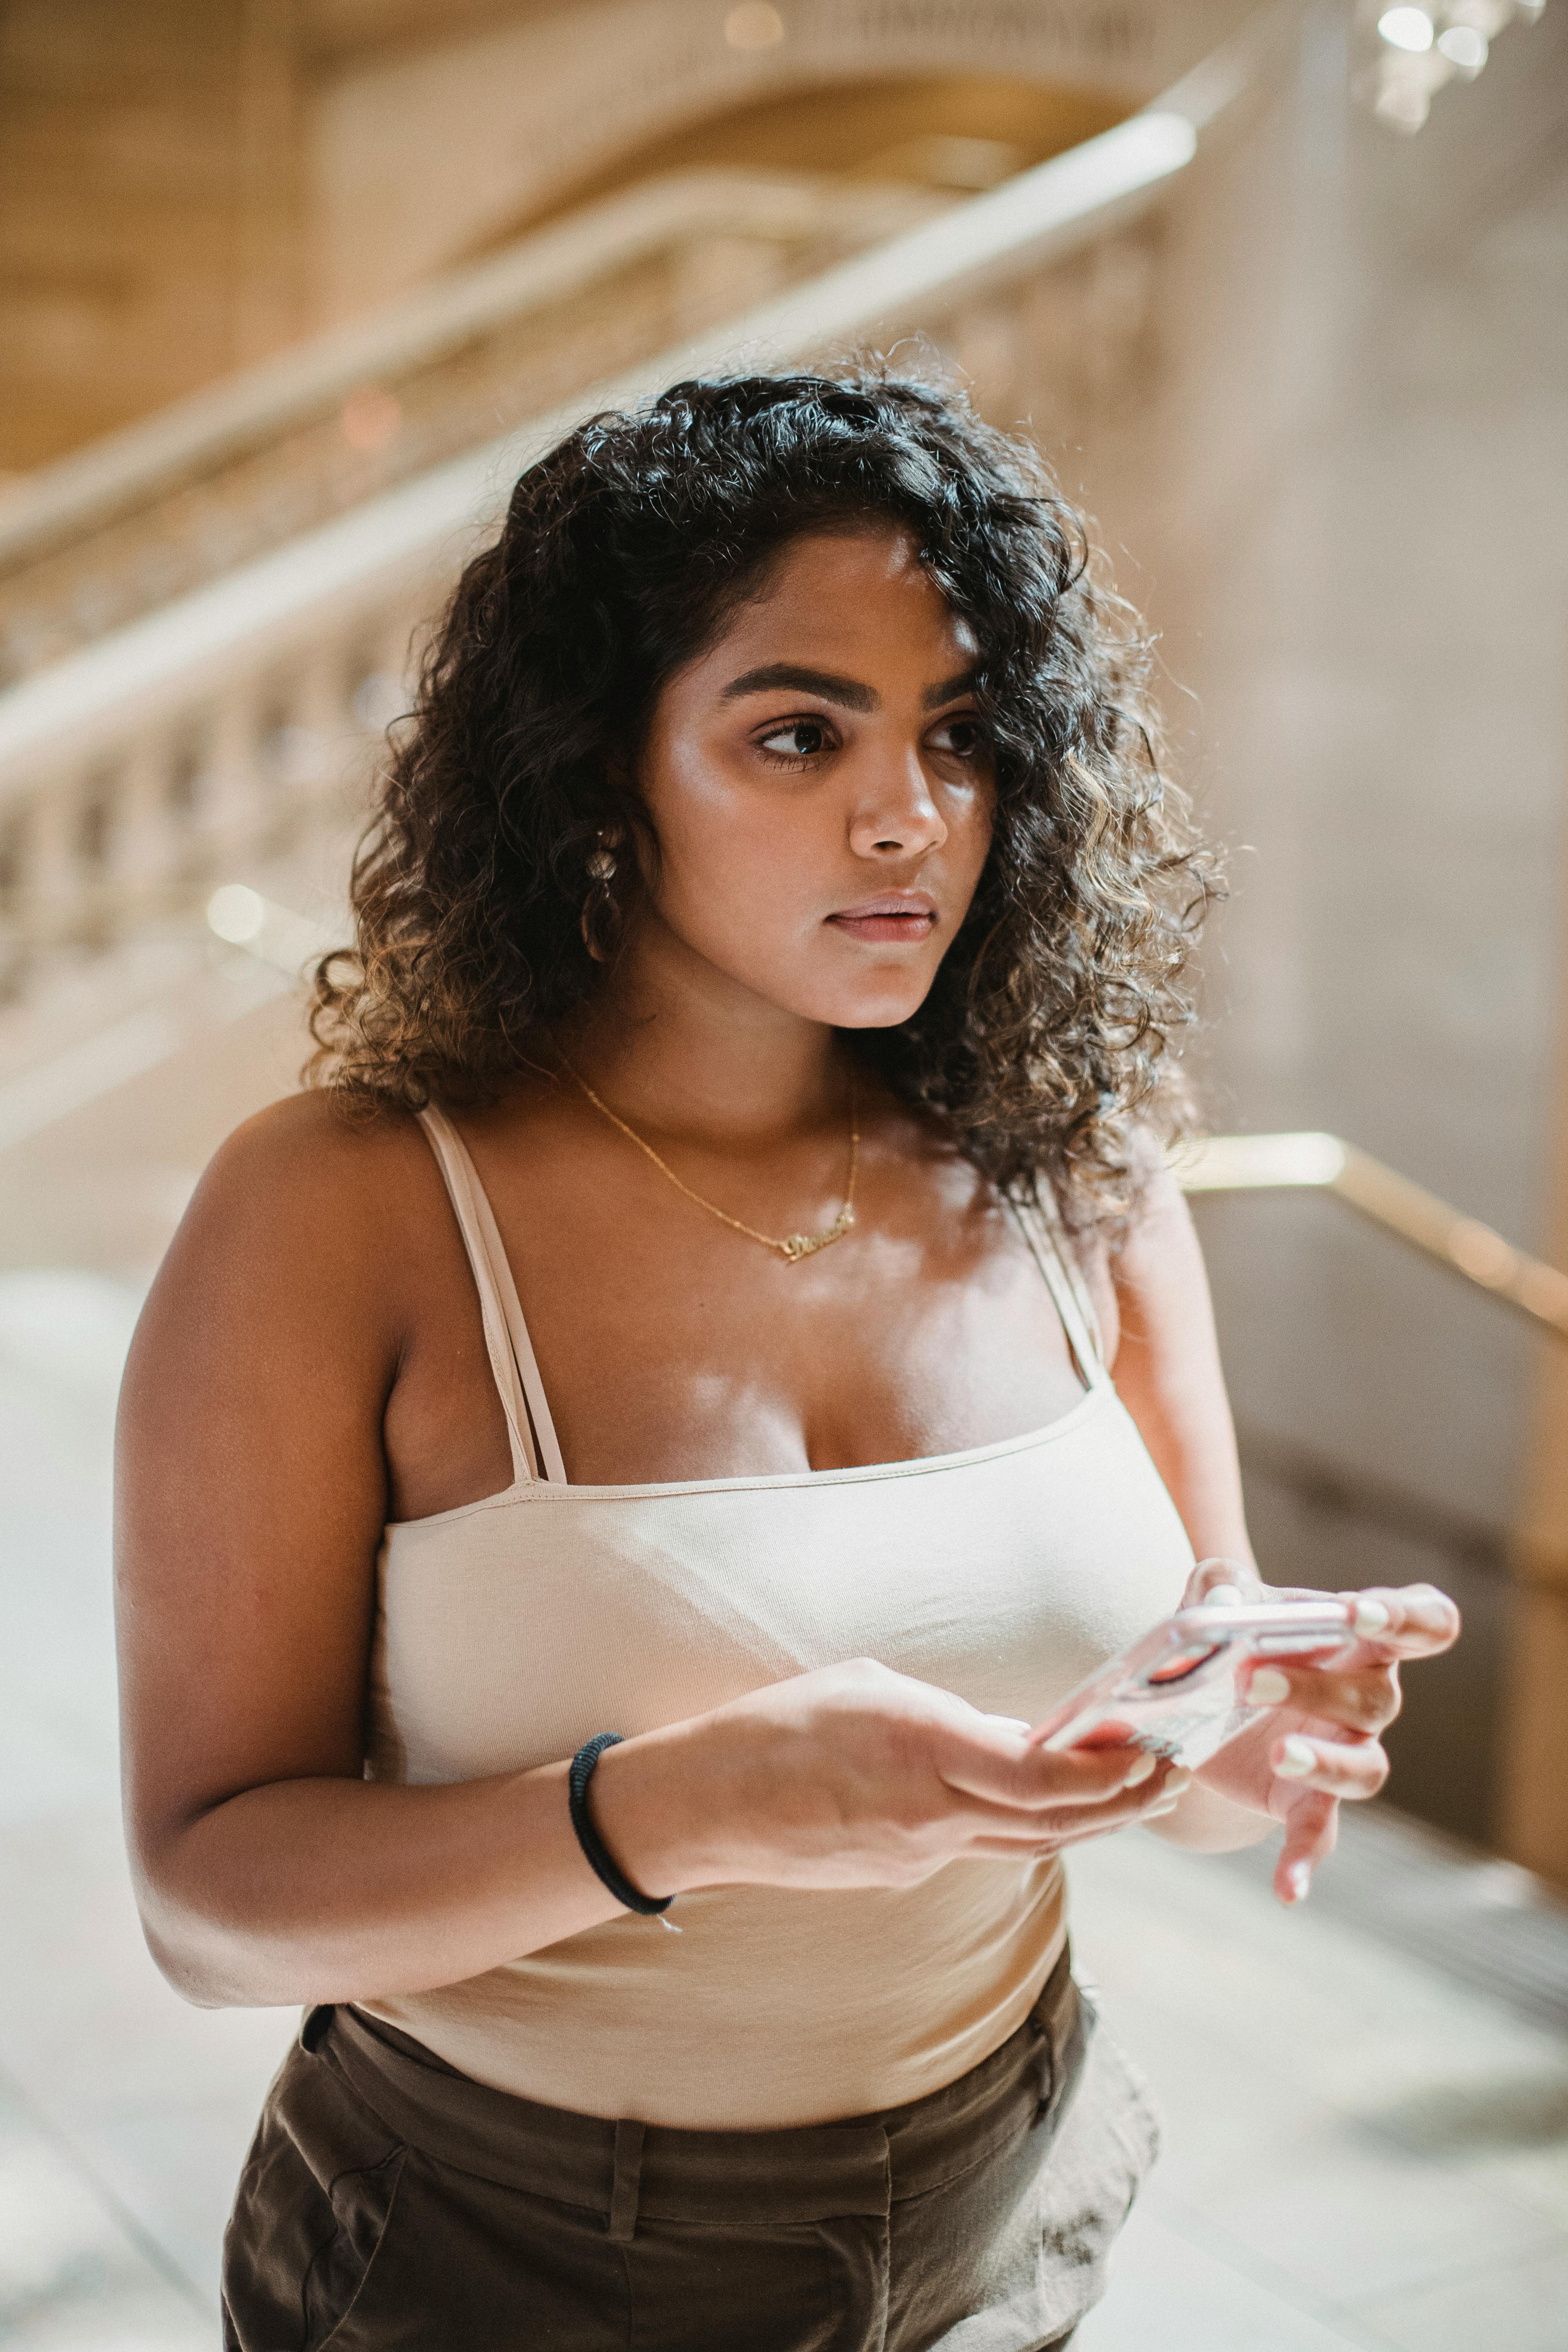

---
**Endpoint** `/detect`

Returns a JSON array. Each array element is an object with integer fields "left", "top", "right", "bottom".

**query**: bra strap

[
  {"left": 1009, "top": 1191, "right": 1110, "bottom": 1390},
  {"left": 416, "top": 1109, "right": 568, "bottom": 1485}
]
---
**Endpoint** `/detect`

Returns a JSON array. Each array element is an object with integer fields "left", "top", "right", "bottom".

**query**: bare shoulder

[
  {"left": 1074, "top": 1138, "right": 1191, "bottom": 1366},
  {"left": 1118, "top": 1146, "right": 1197, "bottom": 1255},
  {"left": 1102, "top": 1143, "right": 1213, "bottom": 1360},
  {"left": 128, "top": 1090, "right": 444, "bottom": 1388},
  {"left": 193, "top": 1087, "right": 426, "bottom": 1221}
]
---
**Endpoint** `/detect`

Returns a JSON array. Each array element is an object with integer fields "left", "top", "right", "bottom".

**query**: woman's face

[{"left": 628, "top": 524, "right": 996, "bottom": 1032}]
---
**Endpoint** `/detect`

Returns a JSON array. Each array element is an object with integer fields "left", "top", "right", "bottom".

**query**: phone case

[{"left": 1029, "top": 1600, "right": 1356, "bottom": 1770}]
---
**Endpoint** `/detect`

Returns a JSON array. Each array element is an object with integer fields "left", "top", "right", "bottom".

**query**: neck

[{"left": 558, "top": 916, "right": 846, "bottom": 1149}]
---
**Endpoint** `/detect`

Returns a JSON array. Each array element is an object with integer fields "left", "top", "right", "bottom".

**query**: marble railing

[
  {"left": 0, "top": 171, "right": 951, "bottom": 691},
  {"left": 0, "top": 11, "right": 1274, "bottom": 1016}
]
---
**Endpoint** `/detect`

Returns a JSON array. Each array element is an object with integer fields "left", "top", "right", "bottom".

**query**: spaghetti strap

[
  {"left": 416, "top": 1109, "right": 569, "bottom": 1485},
  {"left": 1008, "top": 1192, "right": 1110, "bottom": 1390}
]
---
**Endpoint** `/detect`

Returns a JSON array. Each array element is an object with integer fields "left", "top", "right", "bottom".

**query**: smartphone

[{"left": 1027, "top": 1599, "right": 1357, "bottom": 1771}]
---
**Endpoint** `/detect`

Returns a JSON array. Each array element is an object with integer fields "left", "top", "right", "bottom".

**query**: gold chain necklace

[{"left": 561, "top": 1058, "right": 858, "bottom": 1263}]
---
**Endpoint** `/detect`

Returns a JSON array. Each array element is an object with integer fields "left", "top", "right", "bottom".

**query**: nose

[{"left": 847, "top": 742, "right": 948, "bottom": 862}]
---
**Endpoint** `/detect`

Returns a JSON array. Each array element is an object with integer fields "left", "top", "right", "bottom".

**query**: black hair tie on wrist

[{"left": 568, "top": 1733, "right": 679, "bottom": 1927}]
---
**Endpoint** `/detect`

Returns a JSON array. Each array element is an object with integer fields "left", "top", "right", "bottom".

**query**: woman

[{"left": 116, "top": 373, "right": 1457, "bottom": 2350}]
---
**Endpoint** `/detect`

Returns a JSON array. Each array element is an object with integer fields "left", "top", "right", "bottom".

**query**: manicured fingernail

[
  {"left": 1274, "top": 1736, "right": 1317, "bottom": 1778},
  {"left": 1121, "top": 1750, "right": 1158, "bottom": 1786},
  {"left": 1284, "top": 1861, "right": 1311, "bottom": 1903},
  {"left": 1248, "top": 1667, "right": 1291, "bottom": 1707},
  {"left": 1206, "top": 1584, "right": 1245, "bottom": 1608},
  {"left": 1145, "top": 1795, "right": 1179, "bottom": 1817},
  {"left": 1354, "top": 1598, "right": 1390, "bottom": 1636},
  {"left": 1163, "top": 1769, "right": 1193, "bottom": 1796}
]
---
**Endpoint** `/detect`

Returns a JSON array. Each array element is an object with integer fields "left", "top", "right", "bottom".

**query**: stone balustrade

[
  {"left": 0, "top": 82, "right": 1252, "bottom": 1020},
  {"left": 0, "top": 172, "right": 951, "bottom": 693}
]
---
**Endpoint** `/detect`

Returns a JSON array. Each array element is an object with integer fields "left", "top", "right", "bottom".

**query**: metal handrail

[{"left": 1175, "top": 1131, "right": 1568, "bottom": 1338}]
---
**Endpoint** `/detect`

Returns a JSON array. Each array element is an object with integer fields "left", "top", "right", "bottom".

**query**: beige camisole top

[{"left": 359, "top": 1108, "right": 1195, "bottom": 2129}]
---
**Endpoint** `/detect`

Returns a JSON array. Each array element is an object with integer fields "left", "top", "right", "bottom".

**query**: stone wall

[{"left": 1051, "top": 0, "right": 1568, "bottom": 1845}]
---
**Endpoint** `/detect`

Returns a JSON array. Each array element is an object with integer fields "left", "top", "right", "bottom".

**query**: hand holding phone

[{"left": 1028, "top": 1599, "right": 1357, "bottom": 1772}]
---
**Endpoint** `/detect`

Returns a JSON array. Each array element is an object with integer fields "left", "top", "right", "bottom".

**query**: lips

[{"left": 826, "top": 892, "right": 938, "bottom": 945}]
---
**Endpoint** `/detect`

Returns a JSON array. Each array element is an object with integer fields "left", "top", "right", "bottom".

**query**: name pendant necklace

[{"left": 561, "top": 1059, "right": 858, "bottom": 1263}]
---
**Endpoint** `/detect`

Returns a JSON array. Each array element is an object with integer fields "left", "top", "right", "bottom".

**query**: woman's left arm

[
  {"left": 1095, "top": 1152, "right": 1252, "bottom": 1567},
  {"left": 1092, "top": 1155, "right": 1459, "bottom": 1901}
]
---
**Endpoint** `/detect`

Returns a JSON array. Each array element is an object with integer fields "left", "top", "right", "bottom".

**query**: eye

[
  {"left": 757, "top": 717, "right": 834, "bottom": 762},
  {"left": 928, "top": 714, "right": 986, "bottom": 762}
]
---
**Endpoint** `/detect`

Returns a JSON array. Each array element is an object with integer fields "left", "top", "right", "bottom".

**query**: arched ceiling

[
  {"left": 502, "top": 71, "right": 1131, "bottom": 238},
  {"left": 305, "top": 0, "right": 1252, "bottom": 312}
]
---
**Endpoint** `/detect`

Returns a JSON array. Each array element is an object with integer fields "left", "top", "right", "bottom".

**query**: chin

[
  {"left": 815, "top": 982, "right": 933, "bottom": 1031},
  {"left": 728, "top": 953, "right": 938, "bottom": 1033},
  {"left": 836, "top": 1004, "right": 924, "bottom": 1032}
]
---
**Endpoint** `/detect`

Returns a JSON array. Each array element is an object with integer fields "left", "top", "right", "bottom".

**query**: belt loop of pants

[
  {"left": 609, "top": 2118, "right": 646, "bottom": 2243},
  {"left": 1027, "top": 1990, "right": 1054, "bottom": 2123},
  {"left": 1027, "top": 1957, "right": 1089, "bottom": 2131}
]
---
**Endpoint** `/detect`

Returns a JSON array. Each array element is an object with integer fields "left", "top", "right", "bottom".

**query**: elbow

[
  {"left": 134, "top": 1888, "right": 263, "bottom": 2010},
  {"left": 129, "top": 1840, "right": 291, "bottom": 2010},
  {"left": 139, "top": 1916, "right": 245, "bottom": 2009}
]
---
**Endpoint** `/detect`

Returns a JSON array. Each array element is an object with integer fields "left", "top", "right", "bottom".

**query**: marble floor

[{"left": 2, "top": 1263, "right": 1566, "bottom": 2349}]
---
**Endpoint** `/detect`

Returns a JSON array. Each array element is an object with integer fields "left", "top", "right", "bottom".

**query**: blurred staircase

[
  {"left": 0, "top": 171, "right": 953, "bottom": 691},
  {"left": 0, "top": 164, "right": 957, "bottom": 1114},
  {"left": 0, "top": 23, "right": 1257, "bottom": 1120},
  {"left": 0, "top": 162, "right": 957, "bottom": 1142}
]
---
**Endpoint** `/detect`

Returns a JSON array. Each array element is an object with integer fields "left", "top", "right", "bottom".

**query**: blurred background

[{"left": 1, "top": 1, "right": 1566, "bottom": 2344}]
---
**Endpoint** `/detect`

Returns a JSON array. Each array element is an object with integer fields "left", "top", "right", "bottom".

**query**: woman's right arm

[
  {"left": 117, "top": 1098, "right": 1180, "bottom": 2011},
  {"left": 115, "top": 1094, "right": 635, "bottom": 2006}
]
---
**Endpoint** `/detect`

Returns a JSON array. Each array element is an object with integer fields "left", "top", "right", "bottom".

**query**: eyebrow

[
  {"left": 719, "top": 664, "right": 877, "bottom": 712},
  {"left": 718, "top": 663, "right": 979, "bottom": 713}
]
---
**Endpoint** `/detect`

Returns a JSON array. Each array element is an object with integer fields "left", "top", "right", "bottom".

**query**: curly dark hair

[{"left": 308, "top": 370, "right": 1218, "bottom": 1220}]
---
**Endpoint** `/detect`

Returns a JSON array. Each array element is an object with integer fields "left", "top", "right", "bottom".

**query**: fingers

[
  {"left": 1274, "top": 1788, "right": 1338, "bottom": 1904},
  {"left": 942, "top": 1730, "right": 1171, "bottom": 1812},
  {"left": 1243, "top": 1657, "right": 1401, "bottom": 1735},
  {"left": 1337, "top": 1584, "right": 1460, "bottom": 1657},
  {"left": 1042, "top": 1761, "right": 1192, "bottom": 1835},
  {"left": 1183, "top": 1555, "right": 1265, "bottom": 1608},
  {"left": 1044, "top": 1771, "right": 1192, "bottom": 1842},
  {"left": 1225, "top": 1577, "right": 1459, "bottom": 1658},
  {"left": 963, "top": 1763, "right": 1192, "bottom": 1855},
  {"left": 1269, "top": 1730, "right": 1388, "bottom": 1804}
]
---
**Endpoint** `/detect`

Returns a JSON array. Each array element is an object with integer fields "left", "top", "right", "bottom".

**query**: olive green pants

[{"left": 223, "top": 1948, "right": 1157, "bottom": 2350}]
